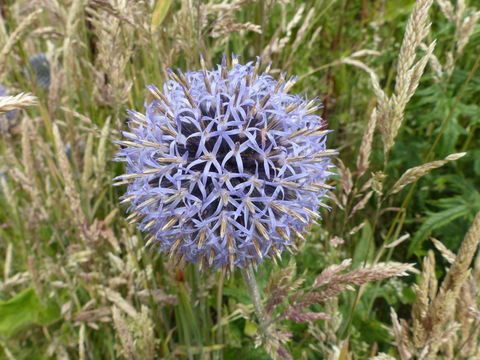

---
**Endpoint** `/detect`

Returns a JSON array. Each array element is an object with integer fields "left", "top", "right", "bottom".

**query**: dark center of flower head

[{"left": 115, "top": 56, "right": 335, "bottom": 271}]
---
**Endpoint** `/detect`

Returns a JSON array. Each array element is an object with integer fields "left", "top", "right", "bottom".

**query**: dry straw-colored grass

[
  {"left": 391, "top": 212, "right": 480, "bottom": 359},
  {"left": 0, "top": 9, "right": 43, "bottom": 78},
  {"left": 390, "top": 152, "right": 466, "bottom": 195},
  {"left": 377, "top": 0, "right": 435, "bottom": 156},
  {"left": 0, "top": 93, "right": 37, "bottom": 113}
]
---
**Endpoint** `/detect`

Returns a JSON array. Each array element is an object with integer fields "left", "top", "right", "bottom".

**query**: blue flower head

[
  {"left": 28, "top": 53, "right": 51, "bottom": 89},
  {"left": 114, "top": 56, "right": 335, "bottom": 270}
]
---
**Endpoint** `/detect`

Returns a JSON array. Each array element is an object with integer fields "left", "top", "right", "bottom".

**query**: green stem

[
  {"left": 214, "top": 269, "right": 225, "bottom": 360},
  {"left": 241, "top": 263, "right": 268, "bottom": 333}
]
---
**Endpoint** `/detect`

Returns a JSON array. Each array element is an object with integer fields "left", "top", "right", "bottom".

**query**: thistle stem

[{"left": 241, "top": 263, "right": 268, "bottom": 332}]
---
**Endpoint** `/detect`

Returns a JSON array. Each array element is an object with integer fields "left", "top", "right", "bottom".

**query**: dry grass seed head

[
  {"left": 436, "top": 0, "right": 455, "bottom": 21},
  {"left": 390, "top": 152, "right": 466, "bottom": 195},
  {"left": 0, "top": 9, "right": 43, "bottom": 78},
  {"left": 112, "top": 306, "right": 138, "bottom": 360},
  {"left": 0, "top": 93, "right": 37, "bottom": 114},
  {"left": 456, "top": 11, "right": 480, "bottom": 55},
  {"left": 356, "top": 108, "right": 378, "bottom": 178},
  {"left": 436, "top": 211, "right": 480, "bottom": 298},
  {"left": 87, "top": 2, "right": 135, "bottom": 108},
  {"left": 411, "top": 251, "right": 436, "bottom": 347},
  {"left": 431, "top": 237, "right": 456, "bottom": 264},
  {"left": 390, "top": 308, "right": 413, "bottom": 360},
  {"left": 398, "top": 213, "right": 480, "bottom": 357},
  {"left": 376, "top": 0, "right": 435, "bottom": 155},
  {"left": 52, "top": 123, "right": 90, "bottom": 241},
  {"left": 20, "top": 117, "right": 46, "bottom": 218},
  {"left": 370, "top": 353, "right": 397, "bottom": 360}
]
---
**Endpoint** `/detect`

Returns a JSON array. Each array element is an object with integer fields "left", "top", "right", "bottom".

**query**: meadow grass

[{"left": 0, "top": 0, "right": 479, "bottom": 359}]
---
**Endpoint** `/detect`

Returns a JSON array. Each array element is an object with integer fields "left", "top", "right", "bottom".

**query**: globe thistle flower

[
  {"left": 26, "top": 53, "right": 51, "bottom": 89},
  {"left": 114, "top": 56, "right": 335, "bottom": 271}
]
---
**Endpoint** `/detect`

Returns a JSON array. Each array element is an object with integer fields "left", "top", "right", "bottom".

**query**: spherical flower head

[
  {"left": 27, "top": 53, "right": 51, "bottom": 89},
  {"left": 114, "top": 56, "right": 335, "bottom": 270}
]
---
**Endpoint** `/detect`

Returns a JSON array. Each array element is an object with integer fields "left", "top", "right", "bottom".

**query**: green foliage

[{"left": 0, "top": 288, "right": 59, "bottom": 339}]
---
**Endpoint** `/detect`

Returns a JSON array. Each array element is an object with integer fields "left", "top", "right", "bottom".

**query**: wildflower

[
  {"left": 27, "top": 53, "right": 51, "bottom": 89},
  {"left": 114, "top": 56, "right": 335, "bottom": 270}
]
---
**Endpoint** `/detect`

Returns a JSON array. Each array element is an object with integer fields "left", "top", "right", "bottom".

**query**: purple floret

[{"left": 114, "top": 56, "right": 335, "bottom": 270}]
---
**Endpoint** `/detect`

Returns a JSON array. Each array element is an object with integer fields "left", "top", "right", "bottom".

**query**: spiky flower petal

[{"left": 115, "top": 56, "right": 335, "bottom": 270}]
